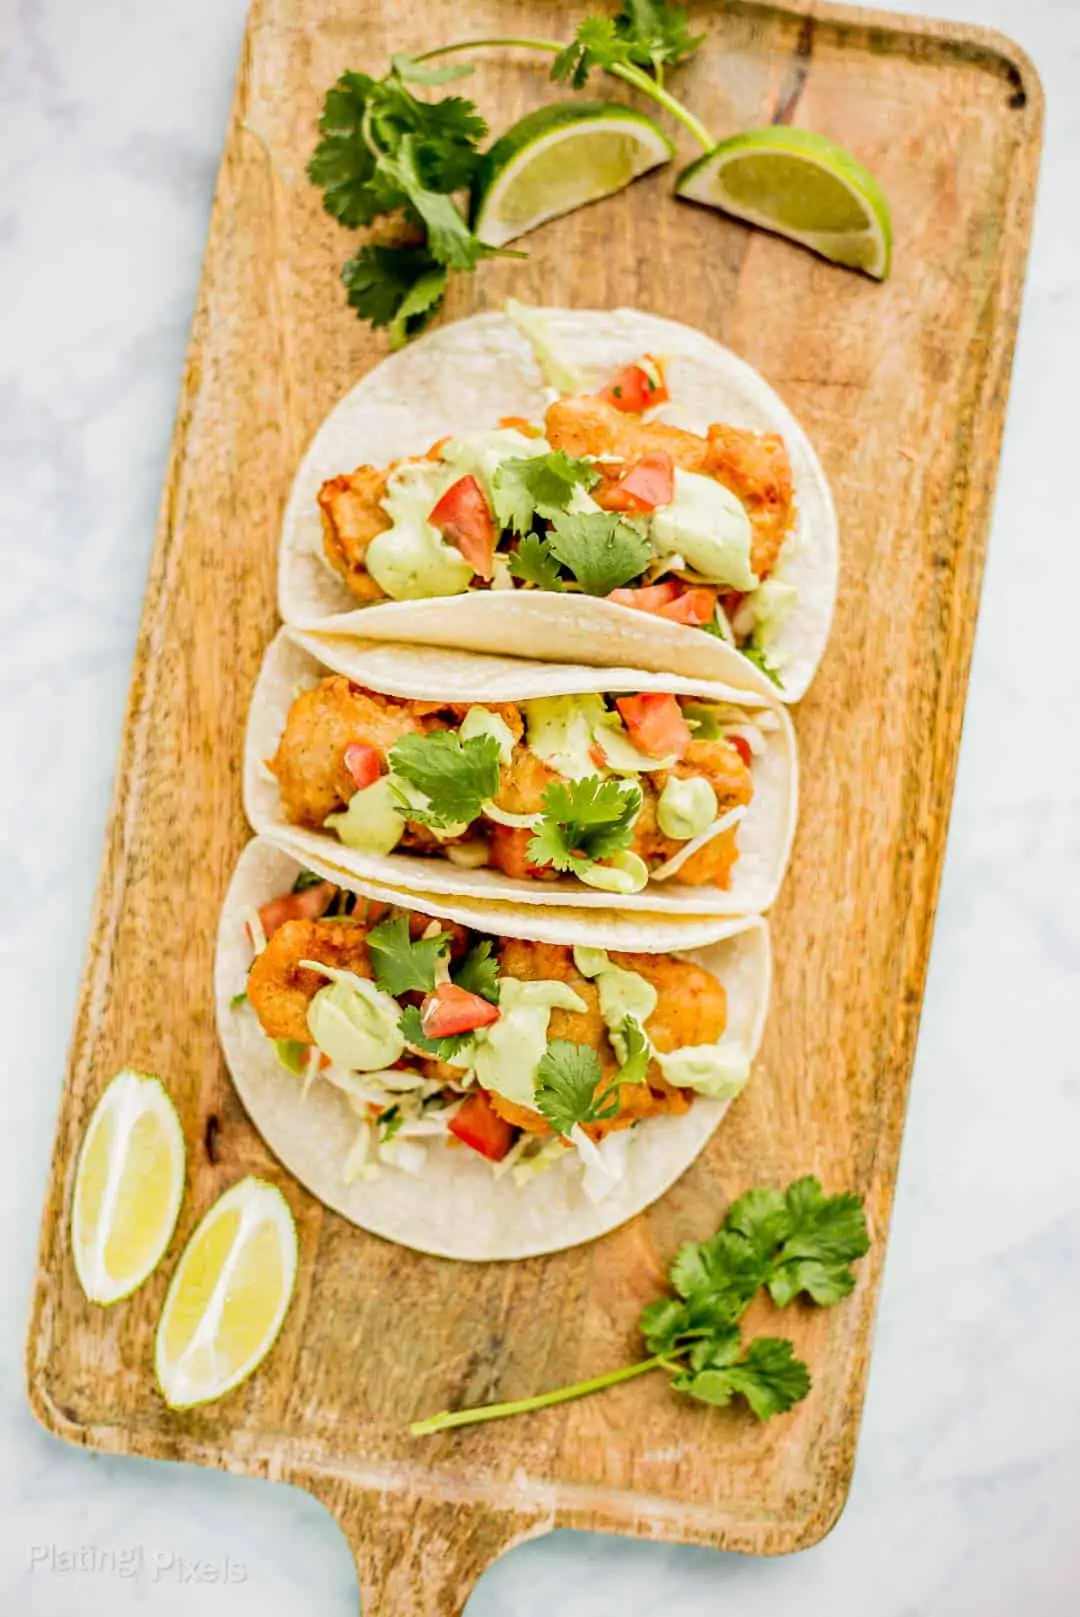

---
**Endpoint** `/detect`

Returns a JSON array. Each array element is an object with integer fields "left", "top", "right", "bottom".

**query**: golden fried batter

[
  {"left": 545, "top": 394, "right": 794, "bottom": 580},
  {"left": 630, "top": 737, "right": 753, "bottom": 889},
  {"left": 612, "top": 952, "right": 727, "bottom": 1052},
  {"left": 318, "top": 467, "right": 392, "bottom": 603},
  {"left": 247, "top": 918, "right": 372, "bottom": 1044},
  {"left": 268, "top": 676, "right": 430, "bottom": 828},
  {"left": 318, "top": 440, "right": 452, "bottom": 603}
]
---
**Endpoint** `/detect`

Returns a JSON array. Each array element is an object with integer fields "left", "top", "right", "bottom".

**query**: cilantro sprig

[
  {"left": 546, "top": 511, "right": 653, "bottom": 595},
  {"left": 534, "top": 1041, "right": 620, "bottom": 1135},
  {"left": 389, "top": 730, "right": 502, "bottom": 828},
  {"left": 411, "top": 1177, "right": 869, "bottom": 1434},
  {"left": 528, "top": 775, "right": 642, "bottom": 876},
  {"left": 312, "top": 4, "right": 713, "bottom": 343},
  {"left": 553, "top": 0, "right": 703, "bottom": 90},
  {"left": 492, "top": 452, "right": 600, "bottom": 534},
  {"left": 452, "top": 940, "right": 501, "bottom": 1004}
]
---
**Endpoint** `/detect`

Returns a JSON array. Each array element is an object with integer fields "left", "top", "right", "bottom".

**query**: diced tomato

[
  {"left": 589, "top": 741, "right": 610, "bottom": 770},
  {"left": 655, "top": 587, "right": 717, "bottom": 627},
  {"left": 343, "top": 742, "right": 382, "bottom": 791},
  {"left": 728, "top": 734, "right": 753, "bottom": 767},
  {"left": 488, "top": 823, "right": 549, "bottom": 880},
  {"left": 615, "top": 693, "right": 693, "bottom": 760},
  {"left": 429, "top": 475, "right": 496, "bottom": 580},
  {"left": 420, "top": 981, "right": 501, "bottom": 1039},
  {"left": 599, "top": 356, "right": 669, "bottom": 413},
  {"left": 448, "top": 1089, "right": 516, "bottom": 1162},
  {"left": 604, "top": 453, "right": 675, "bottom": 513},
  {"left": 255, "top": 881, "right": 337, "bottom": 940},
  {"left": 607, "top": 580, "right": 680, "bottom": 613}
]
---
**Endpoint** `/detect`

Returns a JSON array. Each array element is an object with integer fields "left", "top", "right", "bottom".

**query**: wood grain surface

[{"left": 25, "top": 1, "right": 1042, "bottom": 1611}]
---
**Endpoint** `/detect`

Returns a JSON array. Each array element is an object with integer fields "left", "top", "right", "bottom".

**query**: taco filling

[
  {"left": 239, "top": 874, "right": 751, "bottom": 1197},
  {"left": 267, "top": 678, "right": 779, "bottom": 896},
  {"left": 315, "top": 354, "right": 797, "bottom": 678}
]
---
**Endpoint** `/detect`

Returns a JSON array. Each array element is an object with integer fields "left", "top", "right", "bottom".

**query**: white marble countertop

[{"left": 3, "top": 1, "right": 1078, "bottom": 1611}]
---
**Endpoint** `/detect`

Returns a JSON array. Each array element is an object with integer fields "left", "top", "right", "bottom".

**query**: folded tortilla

[
  {"left": 278, "top": 307, "right": 838, "bottom": 702},
  {"left": 216, "top": 838, "right": 772, "bottom": 1260},
  {"left": 245, "top": 628, "right": 798, "bottom": 918}
]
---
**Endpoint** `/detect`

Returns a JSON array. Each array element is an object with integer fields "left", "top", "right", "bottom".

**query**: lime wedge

[
  {"left": 155, "top": 1177, "right": 298, "bottom": 1409},
  {"left": 676, "top": 127, "right": 892, "bottom": 279},
  {"left": 71, "top": 1069, "right": 186, "bottom": 1306},
  {"left": 473, "top": 101, "right": 673, "bottom": 248}
]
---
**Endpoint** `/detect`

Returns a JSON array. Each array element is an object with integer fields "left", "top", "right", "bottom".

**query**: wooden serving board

[{"left": 26, "top": 0, "right": 1042, "bottom": 1609}]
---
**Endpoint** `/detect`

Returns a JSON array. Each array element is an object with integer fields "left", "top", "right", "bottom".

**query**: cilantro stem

[
  {"left": 414, "top": 39, "right": 715, "bottom": 152},
  {"left": 409, "top": 1352, "right": 674, "bottom": 1436}
]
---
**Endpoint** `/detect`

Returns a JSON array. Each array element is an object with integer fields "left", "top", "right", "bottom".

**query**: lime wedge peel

[
  {"left": 676, "top": 126, "right": 892, "bottom": 280},
  {"left": 155, "top": 1177, "right": 298, "bottom": 1410},
  {"left": 473, "top": 101, "right": 674, "bottom": 248},
  {"left": 71, "top": 1069, "right": 186, "bottom": 1307}
]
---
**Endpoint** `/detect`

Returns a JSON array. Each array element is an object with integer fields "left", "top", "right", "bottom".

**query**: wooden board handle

[{"left": 297, "top": 1472, "right": 554, "bottom": 1615}]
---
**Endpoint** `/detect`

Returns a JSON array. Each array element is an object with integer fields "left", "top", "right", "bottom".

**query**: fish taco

[
  {"left": 216, "top": 838, "right": 772, "bottom": 1260},
  {"left": 245, "top": 629, "right": 798, "bottom": 918},
  {"left": 278, "top": 306, "right": 838, "bottom": 702}
]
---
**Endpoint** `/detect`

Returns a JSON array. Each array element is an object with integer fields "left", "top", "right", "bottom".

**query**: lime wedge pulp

[
  {"left": 676, "top": 126, "right": 892, "bottom": 279},
  {"left": 155, "top": 1177, "right": 298, "bottom": 1409},
  {"left": 473, "top": 101, "right": 674, "bottom": 248},
  {"left": 71, "top": 1069, "right": 186, "bottom": 1306}
]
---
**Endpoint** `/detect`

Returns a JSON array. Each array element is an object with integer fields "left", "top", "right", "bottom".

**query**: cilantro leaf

[
  {"left": 377, "top": 1103, "right": 405, "bottom": 1141},
  {"left": 492, "top": 452, "right": 600, "bottom": 534},
  {"left": 669, "top": 1228, "right": 769, "bottom": 1318},
  {"left": 766, "top": 1178, "right": 871, "bottom": 1308},
  {"left": 613, "top": 0, "right": 704, "bottom": 76},
  {"left": 674, "top": 1336, "right": 811, "bottom": 1420},
  {"left": 342, "top": 246, "right": 447, "bottom": 347},
  {"left": 640, "top": 1292, "right": 746, "bottom": 1354},
  {"left": 375, "top": 137, "right": 484, "bottom": 271},
  {"left": 389, "top": 730, "right": 502, "bottom": 826},
  {"left": 308, "top": 73, "right": 394, "bottom": 227},
  {"left": 742, "top": 643, "right": 784, "bottom": 688},
  {"left": 398, "top": 1004, "right": 473, "bottom": 1061},
  {"left": 546, "top": 511, "right": 652, "bottom": 595},
  {"left": 508, "top": 534, "right": 565, "bottom": 591},
  {"left": 552, "top": 1, "right": 702, "bottom": 88},
  {"left": 527, "top": 775, "right": 642, "bottom": 873},
  {"left": 366, "top": 914, "right": 451, "bottom": 995},
  {"left": 452, "top": 940, "right": 501, "bottom": 1005},
  {"left": 534, "top": 1040, "right": 620, "bottom": 1136},
  {"left": 616, "top": 1016, "right": 651, "bottom": 1085}
]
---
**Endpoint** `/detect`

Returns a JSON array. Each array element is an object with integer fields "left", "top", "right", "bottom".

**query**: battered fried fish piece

[
  {"left": 484, "top": 941, "right": 706, "bottom": 1140},
  {"left": 247, "top": 918, "right": 372, "bottom": 1044},
  {"left": 318, "top": 440, "right": 452, "bottom": 603},
  {"left": 268, "top": 676, "right": 431, "bottom": 827},
  {"left": 613, "top": 952, "right": 728, "bottom": 1053},
  {"left": 545, "top": 395, "right": 794, "bottom": 580},
  {"left": 317, "top": 467, "right": 392, "bottom": 603},
  {"left": 629, "top": 736, "right": 753, "bottom": 888}
]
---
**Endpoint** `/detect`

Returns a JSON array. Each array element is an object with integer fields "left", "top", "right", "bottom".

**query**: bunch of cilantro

[
  {"left": 309, "top": 1, "right": 710, "bottom": 344},
  {"left": 411, "top": 1179, "right": 869, "bottom": 1433}
]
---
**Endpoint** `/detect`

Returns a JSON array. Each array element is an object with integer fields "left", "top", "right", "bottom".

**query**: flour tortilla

[
  {"left": 278, "top": 307, "right": 838, "bottom": 703},
  {"left": 216, "top": 838, "right": 772, "bottom": 1261},
  {"left": 245, "top": 628, "right": 798, "bottom": 919}
]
